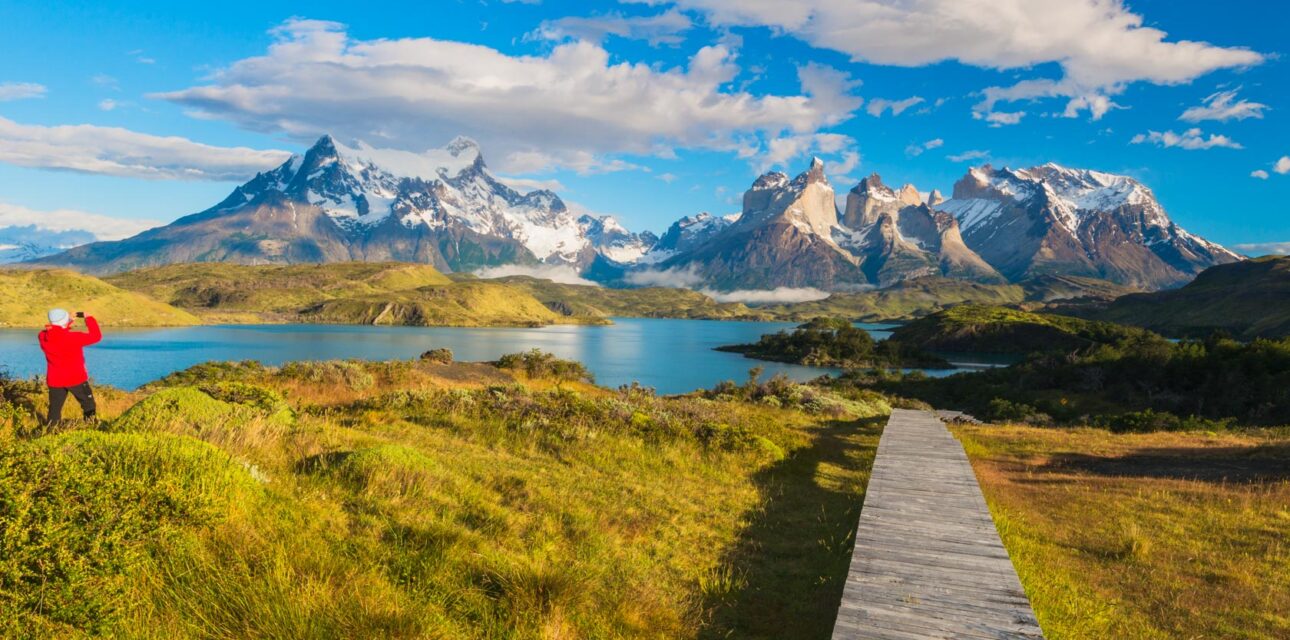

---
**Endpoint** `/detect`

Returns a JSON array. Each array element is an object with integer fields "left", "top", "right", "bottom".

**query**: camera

[{"left": 75, "top": 312, "right": 85, "bottom": 318}]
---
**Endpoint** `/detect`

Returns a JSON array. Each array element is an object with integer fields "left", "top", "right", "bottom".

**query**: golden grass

[
  {"left": 0, "top": 268, "right": 199, "bottom": 328},
  {"left": 956, "top": 424, "right": 1290, "bottom": 639}
]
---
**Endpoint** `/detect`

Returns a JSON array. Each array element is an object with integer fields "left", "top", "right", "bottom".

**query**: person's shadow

[{"left": 700, "top": 415, "right": 883, "bottom": 639}]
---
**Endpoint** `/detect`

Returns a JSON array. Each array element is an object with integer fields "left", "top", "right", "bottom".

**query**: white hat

[{"left": 48, "top": 308, "right": 71, "bottom": 327}]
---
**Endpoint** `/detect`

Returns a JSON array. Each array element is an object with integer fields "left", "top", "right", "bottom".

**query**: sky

[{"left": 0, "top": 0, "right": 1286, "bottom": 253}]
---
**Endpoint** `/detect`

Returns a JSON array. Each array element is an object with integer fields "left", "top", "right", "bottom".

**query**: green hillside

[
  {"left": 1088, "top": 256, "right": 1290, "bottom": 339},
  {"left": 106, "top": 262, "right": 594, "bottom": 327},
  {"left": 0, "top": 356, "right": 889, "bottom": 637},
  {"left": 0, "top": 269, "right": 200, "bottom": 328},
  {"left": 476, "top": 275, "right": 769, "bottom": 320},
  {"left": 888, "top": 304, "right": 1160, "bottom": 354}
]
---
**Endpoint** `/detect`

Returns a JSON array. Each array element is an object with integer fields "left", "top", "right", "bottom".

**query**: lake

[{"left": 0, "top": 318, "right": 972, "bottom": 394}]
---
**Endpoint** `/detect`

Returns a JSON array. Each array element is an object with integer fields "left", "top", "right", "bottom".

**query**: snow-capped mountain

[
  {"left": 645, "top": 161, "right": 1001, "bottom": 290},
  {"left": 33, "top": 135, "right": 656, "bottom": 275},
  {"left": 0, "top": 225, "right": 98, "bottom": 263},
  {"left": 940, "top": 163, "right": 1241, "bottom": 288}
]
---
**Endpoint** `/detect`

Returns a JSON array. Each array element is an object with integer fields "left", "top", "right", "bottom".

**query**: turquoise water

[{"left": 0, "top": 318, "right": 964, "bottom": 394}]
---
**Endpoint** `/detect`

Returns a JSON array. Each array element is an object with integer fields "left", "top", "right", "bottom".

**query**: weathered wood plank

[{"left": 831, "top": 409, "right": 1044, "bottom": 639}]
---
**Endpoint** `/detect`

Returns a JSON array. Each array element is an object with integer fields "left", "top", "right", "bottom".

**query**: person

[{"left": 38, "top": 308, "right": 101, "bottom": 425}]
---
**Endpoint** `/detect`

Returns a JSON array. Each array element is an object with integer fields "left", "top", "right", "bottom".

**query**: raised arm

[{"left": 77, "top": 316, "right": 102, "bottom": 346}]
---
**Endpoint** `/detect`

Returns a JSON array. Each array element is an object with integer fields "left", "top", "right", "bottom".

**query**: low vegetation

[
  {"left": 0, "top": 354, "right": 889, "bottom": 638},
  {"left": 717, "top": 317, "right": 948, "bottom": 368},
  {"left": 0, "top": 268, "right": 199, "bottom": 328},
  {"left": 959, "top": 424, "right": 1290, "bottom": 639},
  {"left": 887, "top": 304, "right": 1160, "bottom": 354},
  {"left": 478, "top": 274, "right": 767, "bottom": 321}
]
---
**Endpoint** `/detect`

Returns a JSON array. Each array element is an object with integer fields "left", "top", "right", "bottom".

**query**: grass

[
  {"left": 0, "top": 356, "right": 888, "bottom": 638},
  {"left": 0, "top": 268, "right": 200, "bottom": 328},
  {"left": 956, "top": 424, "right": 1290, "bottom": 639},
  {"left": 888, "top": 303, "right": 1160, "bottom": 354}
]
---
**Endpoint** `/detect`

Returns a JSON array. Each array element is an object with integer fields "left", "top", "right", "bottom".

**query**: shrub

[
  {"left": 495, "top": 350, "right": 593, "bottom": 384},
  {"left": 111, "top": 387, "right": 256, "bottom": 435},
  {"left": 1096, "top": 410, "right": 1235, "bottom": 434},
  {"left": 983, "top": 398, "right": 1052, "bottom": 425},
  {"left": 419, "top": 348, "right": 454, "bottom": 364},
  {"left": 276, "top": 360, "right": 375, "bottom": 391},
  {"left": 198, "top": 381, "right": 295, "bottom": 426},
  {"left": 144, "top": 360, "right": 268, "bottom": 390},
  {"left": 0, "top": 430, "right": 259, "bottom": 634}
]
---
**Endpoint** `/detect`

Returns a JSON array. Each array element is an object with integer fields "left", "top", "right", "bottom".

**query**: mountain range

[{"left": 31, "top": 135, "right": 1241, "bottom": 290}]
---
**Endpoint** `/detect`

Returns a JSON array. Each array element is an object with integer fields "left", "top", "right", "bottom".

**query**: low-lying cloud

[
  {"left": 701, "top": 287, "right": 832, "bottom": 304},
  {"left": 474, "top": 263, "right": 600, "bottom": 286},
  {"left": 623, "top": 266, "right": 705, "bottom": 288}
]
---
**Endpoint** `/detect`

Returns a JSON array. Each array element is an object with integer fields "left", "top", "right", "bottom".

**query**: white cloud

[
  {"left": 977, "top": 110, "right": 1025, "bottom": 127},
  {"left": 904, "top": 138, "right": 943, "bottom": 156},
  {"left": 1130, "top": 128, "right": 1242, "bottom": 150},
  {"left": 1231, "top": 242, "right": 1290, "bottom": 257},
  {"left": 0, "top": 202, "right": 160, "bottom": 240},
  {"left": 701, "top": 286, "right": 830, "bottom": 304},
  {"left": 474, "top": 263, "right": 600, "bottom": 286},
  {"left": 624, "top": 265, "right": 705, "bottom": 288},
  {"left": 657, "top": 172, "right": 678, "bottom": 183},
  {"left": 828, "top": 150, "right": 860, "bottom": 177},
  {"left": 156, "top": 18, "right": 858, "bottom": 174},
  {"left": 533, "top": 9, "right": 693, "bottom": 45},
  {"left": 866, "top": 96, "right": 923, "bottom": 117},
  {"left": 1250, "top": 170, "right": 1269, "bottom": 180},
  {"left": 762, "top": 132, "right": 852, "bottom": 170},
  {"left": 97, "top": 99, "right": 118, "bottom": 111},
  {"left": 1180, "top": 89, "right": 1268, "bottom": 122},
  {"left": 947, "top": 150, "right": 990, "bottom": 163},
  {"left": 494, "top": 175, "right": 566, "bottom": 192},
  {"left": 645, "top": 0, "right": 1263, "bottom": 122},
  {"left": 0, "top": 116, "right": 290, "bottom": 181},
  {"left": 1276, "top": 156, "right": 1290, "bottom": 175},
  {"left": 0, "top": 82, "right": 46, "bottom": 101}
]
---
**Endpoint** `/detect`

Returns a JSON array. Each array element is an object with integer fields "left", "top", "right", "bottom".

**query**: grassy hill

[
  {"left": 0, "top": 356, "right": 890, "bottom": 637},
  {"left": 888, "top": 304, "right": 1159, "bottom": 354},
  {"left": 0, "top": 269, "right": 200, "bottom": 328},
  {"left": 472, "top": 275, "right": 769, "bottom": 320},
  {"left": 107, "top": 262, "right": 594, "bottom": 327},
  {"left": 1086, "top": 256, "right": 1290, "bottom": 339}
]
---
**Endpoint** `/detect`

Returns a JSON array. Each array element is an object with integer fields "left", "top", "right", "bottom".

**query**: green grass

[
  {"left": 957, "top": 425, "right": 1290, "bottom": 639},
  {"left": 0, "top": 356, "right": 887, "bottom": 638},
  {"left": 888, "top": 303, "right": 1159, "bottom": 354},
  {"left": 0, "top": 268, "right": 200, "bottom": 328},
  {"left": 479, "top": 275, "right": 767, "bottom": 321}
]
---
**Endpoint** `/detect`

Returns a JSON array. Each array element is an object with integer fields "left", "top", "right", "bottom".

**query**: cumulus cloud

[
  {"left": 474, "top": 263, "right": 600, "bottom": 286},
  {"left": 0, "top": 202, "right": 161, "bottom": 240},
  {"left": 644, "top": 0, "right": 1263, "bottom": 122},
  {"left": 904, "top": 138, "right": 943, "bottom": 157},
  {"left": 1231, "top": 241, "right": 1290, "bottom": 257},
  {"left": 533, "top": 9, "right": 693, "bottom": 45},
  {"left": 156, "top": 18, "right": 859, "bottom": 174},
  {"left": 1251, "top": 170, "right": 1269, "bottom": 180},
  {"left": 947, "top": 149, "right": 990, "bottom": 162},
  {"left": 0, "top": 82, "right": 46, "bottom": 101},
  {"left": 1130, "top": 128, "right": 1242, "bottom": 150},
  {"left": 494, "top": 175, "right": 566, "bottom": 192},
  {"left": 762, "top": 132, "right": 852, "bottom": 171},
  {"left": 1180, "top": 89, "right": 1268, "bottom": 122},
  {"left": 701, "top": 287, "right": 831, "bottom": 304},
  {"left": 1276, "top": 156, "right": 1290, "bottom": 175},
  {"left": 0, "top": 116, "right": 290, "bottom": 180},
  {"left": 623, "top": 265, "right": 705, "bottom": 288}
]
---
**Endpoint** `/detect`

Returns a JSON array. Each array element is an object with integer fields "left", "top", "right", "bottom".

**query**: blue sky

[{"left": 0, "top": 0, "right": 1286, "bottom": 251}]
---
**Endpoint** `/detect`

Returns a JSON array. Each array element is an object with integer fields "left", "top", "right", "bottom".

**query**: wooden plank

[{"left": 831, "top": 409, "right": 1044, "bottom": 639}]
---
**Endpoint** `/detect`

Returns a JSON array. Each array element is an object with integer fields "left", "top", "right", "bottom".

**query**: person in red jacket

[{"left": 38, "top": 308, "right": 101, "bottom": 424}]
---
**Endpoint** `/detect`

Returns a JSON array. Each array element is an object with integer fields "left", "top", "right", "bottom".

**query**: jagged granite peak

[
  {"left": 842, "top": 173, "right": 899, "bottom": 228},
  {"left": 31, "top": 134, "right": 657, "bottom": 275},
  {"left": 739, "top": 158, "right": 839, "bottom": 237},
  {"left": 927, "top": 189, "right": 945, "bottom": 207},
  {"left": 897, "top": 184, "right": 922, "bottom": 207},
  {"left": 940, "top": 163, "right": 1241, "bottom": 287}
]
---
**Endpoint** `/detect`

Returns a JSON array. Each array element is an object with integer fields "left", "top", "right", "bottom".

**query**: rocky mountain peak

[
  {"left": 854, "top": 173, "right": 891, "bottom": 197},
  {"left": 928, "top": 189, "right": 945, "bottom": 206},
  {"left": 897, "top": 184, "right": 922, "bottom": 206}
]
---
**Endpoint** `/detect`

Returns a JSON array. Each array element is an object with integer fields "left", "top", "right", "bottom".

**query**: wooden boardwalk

[{"left": 831, "top": 409, "right": 1043, "bottom": 639}]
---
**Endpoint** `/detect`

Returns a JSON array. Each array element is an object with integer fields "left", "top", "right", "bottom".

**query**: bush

[
  {"left": 198, "top": 381, "right": 295, "bottom": 426},
  {"left": 144, "top": 360, "right": 268, "bottom": 390},
  {"left": 276, "top": 360, "right": 375, "bottom": 391},
  {"left": 419, "top": 348, "right": 454, "bottom": 364},
  {"left": 1096, "top": 410, "right": 1235, "bottom": 434},
  {"left": 0, "top": 430, "right": 259, "bottom": 634},
  {"left": 983, "top": 398, "right": 1052, "bottom": 425},
  {"left": 495, "top": 350, "right": 593, "bottom": 384},
  {"left": 111, "top": 387, "right": 256, "bottom": 435}
]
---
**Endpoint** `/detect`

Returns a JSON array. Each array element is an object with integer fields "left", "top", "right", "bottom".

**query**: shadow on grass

[
  {"left": 1036, "top": 443, "right": 1290, "bottom": 484},
  {"left": 699, "top": 416, "right": 884, "bottom": 640}
]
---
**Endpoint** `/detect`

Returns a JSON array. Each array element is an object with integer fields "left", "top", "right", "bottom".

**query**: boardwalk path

[{"left": 831, "top": 409, "right": 1044, "bottom": 639}]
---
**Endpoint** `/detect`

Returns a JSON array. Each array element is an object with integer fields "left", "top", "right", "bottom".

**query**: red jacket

[{"left": 38, "top": 316, "right": 101, "bottom": 387}]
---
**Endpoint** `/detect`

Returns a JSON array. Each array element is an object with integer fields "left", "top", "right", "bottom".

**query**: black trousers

[{"left": 47, "top": 382, "right": 97, "bottom": 424}]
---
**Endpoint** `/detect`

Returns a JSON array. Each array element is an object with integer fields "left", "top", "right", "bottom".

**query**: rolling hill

[{"left": 0, "top": 269, "right": 200, "bottom": 328}]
